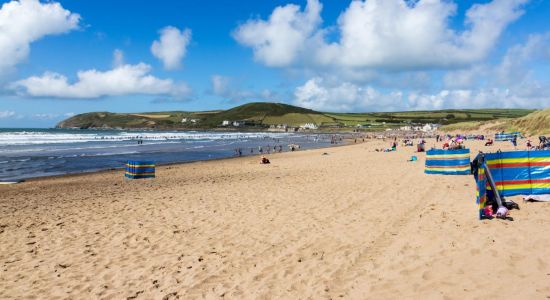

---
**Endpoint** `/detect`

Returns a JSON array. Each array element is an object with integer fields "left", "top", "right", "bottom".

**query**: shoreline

[{"left": 5, "top": 139, "right": 358, "bottom": 184}]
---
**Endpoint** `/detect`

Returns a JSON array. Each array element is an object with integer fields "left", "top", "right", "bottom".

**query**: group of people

[
  {"left": 234, "top": 145, "right": 285, "bottom": 157},
  {"left": 527, "top": 136, "right": 550, "bottom": 150},
  {"left": 442, "top": 138, "right": 465, "bottom": 150}
]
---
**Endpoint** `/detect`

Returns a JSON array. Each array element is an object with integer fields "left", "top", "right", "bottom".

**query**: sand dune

[{"left": 1, "top": 138, "right": 549, "bottom": 299}]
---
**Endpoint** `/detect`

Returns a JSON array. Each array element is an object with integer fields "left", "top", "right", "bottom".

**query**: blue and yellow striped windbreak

[
  {"left": 482, "top": 150, "right": 550, "bottom": 196},
  {"left": 495, "top": 132, "right": 521, "bottom": 141},
  {"left": 425, "top": 149, "right": 470, "bottom": 175},
  {"left": 125, "top": 160, "right": 155, "bottom": 179}
]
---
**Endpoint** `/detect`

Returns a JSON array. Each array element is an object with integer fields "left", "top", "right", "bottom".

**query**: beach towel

[{"left": 523, "top": 194, "right": 550, "bottom": 202}]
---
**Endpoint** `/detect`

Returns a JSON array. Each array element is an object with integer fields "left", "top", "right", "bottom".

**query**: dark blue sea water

[{"left": 0, "top": 129, "right": 338, "bottom": 181}]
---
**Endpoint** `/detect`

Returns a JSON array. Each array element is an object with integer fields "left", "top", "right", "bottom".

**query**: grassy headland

[{"left": 56, "top": 102, "right": 535, "bottom": 131}]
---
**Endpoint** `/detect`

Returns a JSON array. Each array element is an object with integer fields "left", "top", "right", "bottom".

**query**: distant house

[
  {"left": 182, "top": 118, "right": 198, "bottom": 124},
  {"left": 400, "top": 125, "right": 412, "bottom": 131},
  {"left": 400, "top": 125, "right": 424, "bottom": 131},
  {"left": 232, "top": 121, "right": 242, "bottom": 127},
  {"left": 300, "top": 123, "right": 318, "bottom": 130},
  {"left": 222, "top": 120, "right": 231, "bottom": 126},
  {"left": 422, "top": 123, "right": 440, "bottom": 132}
]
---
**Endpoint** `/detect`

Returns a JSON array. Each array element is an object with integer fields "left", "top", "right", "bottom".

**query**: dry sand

[{"left": 1, "top": 138, "right": 549, "bottom": 299}]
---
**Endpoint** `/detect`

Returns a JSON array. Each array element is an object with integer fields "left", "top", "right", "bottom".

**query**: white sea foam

[{"left": 0, "top": 130, "right": 292, "bottom": 145}]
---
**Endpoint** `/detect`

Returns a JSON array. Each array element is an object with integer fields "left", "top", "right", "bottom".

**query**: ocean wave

[{"left": 0, "top": 130, "right": 292, "bottom": 145}]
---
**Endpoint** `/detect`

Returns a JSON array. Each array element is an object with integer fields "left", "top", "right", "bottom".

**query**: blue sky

[{"left": 0, "top": 0, "right": 549, "bottom": 127}]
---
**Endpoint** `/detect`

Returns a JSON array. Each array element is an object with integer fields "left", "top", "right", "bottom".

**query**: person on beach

[{"left": 260, "top": 156, "right": 270, "bottom": 164}]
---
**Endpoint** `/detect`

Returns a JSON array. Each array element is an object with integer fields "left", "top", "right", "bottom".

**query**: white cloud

[
  {"left": 0, "top": 0, "right": 80, "bottom": 75},
  {"left": 294, "top": 77, "right": 404, "bottom": 112},
  {"left": 233, "top": 0, "right": 322, "bottom": 67},
  {"left": 11, "top": 63, "right": 190, "bottom": 99},
  {"left": 0, "top": 110, "right": 16, "bottom": 118},
  {"left": 211, "top": 75, "right": 231, "bottom": 96},
  {"left": 151, "top": 26, "right": 192, "bottom": 70},
  {"left": 210, "top": 74, "right": 278, "bottom": 102},
  {"left": 494, "top": 33, "right": 550, "bottom": 86},
  {"left": 408, "top": 87, "right": 550, "bottom": 110},
  {"left": 441, "top": 32, "right": 550, "bottom": 107},
  {"left": 235, "top": 0, "right": 527, "bottom": 69},
  {"left": 33, "top": 113, "right": 60, "bottom": 120},
  {"left": 294, "top": 76, "right": 550, "bottom": 112},
  {"left": 112, "top": 49, "right": 125, "bottom": 67}
]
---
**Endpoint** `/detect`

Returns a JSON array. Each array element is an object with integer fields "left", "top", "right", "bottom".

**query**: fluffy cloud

[
  {"left": 235, "top": 0, "right": 527, "bottom": 69},
  {"left": 11, "top": 63, "right": 190, "bottom": 99},
  {"left": 444, "top": 33, "right": 550, "bottom": 89},
  {"left": 210, "top": 74, "right": 278, "bottom": 102},
  {"left": 0, "top": 110, "right": 16, "bottom": 118},
  {"left": 294, "top": 77, "right": 404, "bottom": 111},
  {"left": 0, "top": 0, "right": 80, "bottom": 75},
  {"left": 151, "top": 26, "right": 192, "bottom": 70},
  {"left": 233, "top": 0, "right": 322, "bottom": 67},
  {"left": 408, "top": 87, "right": 550, "bottom": 110},
  {"left": 295, "top": 77, "right": 550, "bottom": 112}
]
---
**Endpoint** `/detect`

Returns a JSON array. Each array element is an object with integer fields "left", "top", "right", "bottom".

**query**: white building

[
  {"left": 182, "top": 118, "right": 198, "bottom": 124},
  {"left": 422, "top": 123, "right": 440, "bottom": 132},
  {"left": 300, "top": 123, "right": 318, "bottom": 130}
]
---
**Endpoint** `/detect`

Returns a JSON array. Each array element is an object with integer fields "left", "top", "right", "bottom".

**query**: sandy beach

[{"left": 1, "top": 138, "right": 549, "bottom": 299}]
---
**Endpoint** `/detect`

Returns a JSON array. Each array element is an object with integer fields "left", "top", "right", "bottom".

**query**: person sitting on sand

[
  {"left": 260, "top": 156, "right": 270, "bottom": 164},
  {"left": 485, "top": 139, "right": 493, "bottom": 146}
]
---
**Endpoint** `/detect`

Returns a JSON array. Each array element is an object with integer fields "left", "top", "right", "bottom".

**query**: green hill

[
  {"left": 440, "top": 108, "right": 550, "bottom": 135},
  {"left": 56, "top": 102, "right": 535, "bottom": 130}
]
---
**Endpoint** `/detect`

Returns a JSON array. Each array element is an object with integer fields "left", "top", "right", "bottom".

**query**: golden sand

[{"left": 1, "top": 138, "right": 549, "bottom": 299}]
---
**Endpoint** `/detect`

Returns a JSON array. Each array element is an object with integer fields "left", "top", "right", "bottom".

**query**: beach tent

[
  {"left": 425, "top": 149, "right": 470, "bottom": 175},
  {"left": 473, "top": 150, "right": 550, "bottom": 219},
  {"left": 495, "top": 132, "right": 521, "bottom": 142},
  {"left": 125, "top": 160, "right": 155, "bottom": 179}
]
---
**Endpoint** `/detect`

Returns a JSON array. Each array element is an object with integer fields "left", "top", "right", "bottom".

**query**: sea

[{"left": 0, "top": 128, "right": 339, "bottom": 181}]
